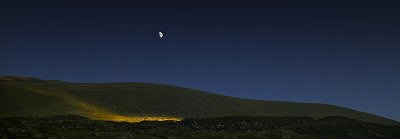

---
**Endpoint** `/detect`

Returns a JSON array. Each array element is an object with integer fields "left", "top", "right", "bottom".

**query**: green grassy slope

[{"left": 0, "top": 76, "right": 398, "bottom": 125}]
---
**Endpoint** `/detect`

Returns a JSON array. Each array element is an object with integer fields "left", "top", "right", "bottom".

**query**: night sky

[{"left": 1, "top": 0, "right": 399, "bottom": 121}]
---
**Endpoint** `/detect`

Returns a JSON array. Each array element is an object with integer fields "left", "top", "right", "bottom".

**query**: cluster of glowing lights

[
  {"left": 92, "top": 113, "right": 181, "bottom": 123},
  {"left": 31, "top": 88, "right": 182, "bottom": 122}
]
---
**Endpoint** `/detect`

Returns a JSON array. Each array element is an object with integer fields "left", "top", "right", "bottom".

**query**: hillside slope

[{"left": 0, "top": 76, "right": 398, "bottom": 125}]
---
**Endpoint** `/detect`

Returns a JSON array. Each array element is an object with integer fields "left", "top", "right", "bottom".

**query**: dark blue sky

[{"left": 1, "top": 0, "right": 399, "bottom": 121}]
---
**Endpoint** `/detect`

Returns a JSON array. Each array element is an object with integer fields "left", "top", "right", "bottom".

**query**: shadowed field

[{"left": 1, "top": 115, "right": 399, "bottom": 139}]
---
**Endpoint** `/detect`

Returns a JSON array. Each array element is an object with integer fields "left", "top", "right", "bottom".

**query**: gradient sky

[{"left": 1, "top": 0, "right": 399, "bottom": 121}]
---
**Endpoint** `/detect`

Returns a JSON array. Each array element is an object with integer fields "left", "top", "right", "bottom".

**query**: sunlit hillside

[{"left": 0, "top": 76, "right": 398, "bottom": 125}]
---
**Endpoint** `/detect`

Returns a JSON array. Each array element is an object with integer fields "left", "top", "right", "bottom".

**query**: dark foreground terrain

[{"left": 1, "top": 115, "right": 399, "bottom": 139}]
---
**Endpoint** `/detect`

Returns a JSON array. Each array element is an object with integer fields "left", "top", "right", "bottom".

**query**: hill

[{"left": 0, "top": 76, "right": 398, "bottom": 125}]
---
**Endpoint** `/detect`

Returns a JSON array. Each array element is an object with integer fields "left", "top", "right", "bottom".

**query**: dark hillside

[{"left": 0, "top": 76, "right": 398, "bottom": 125}]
